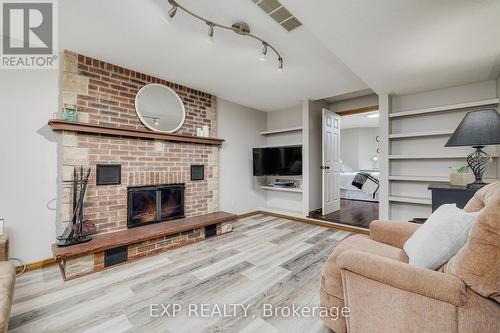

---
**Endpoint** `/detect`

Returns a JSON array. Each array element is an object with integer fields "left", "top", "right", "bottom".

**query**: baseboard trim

[
  {"left": 16, "top": 258, "right": 57, "bottom": 274},
  {"left": 236, "top": 211, "right": 262, "bottom": 219},
  {"left": 238, "top": 210, "right": 369, "bottom": 235}
]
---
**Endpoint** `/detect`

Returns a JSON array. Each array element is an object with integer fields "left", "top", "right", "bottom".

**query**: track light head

[
  {"left": 207, "top": 22, "right": 214, "bottom": 38},
  {"left": 278, "top": 57, "right": 284, "bottom": 72},
  {"left": 168, "top": 4, "right": 177, "bottom": 18},
  {"left": 259, "top": 42, "right": 268, "bottom": 61}
]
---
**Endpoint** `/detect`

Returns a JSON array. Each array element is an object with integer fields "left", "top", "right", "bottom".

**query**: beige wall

[
  {"left": 217, "top": 99, "right": 267, "bottom": 214},
  {"left": 0, "top": 70, "right": 59, "bottom": 262}
]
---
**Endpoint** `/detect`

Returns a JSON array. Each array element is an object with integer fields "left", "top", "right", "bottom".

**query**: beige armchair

[
  {"left": 320, "top": 182, "right": 500, "bottom": 333},
  {"left": 0, "top": 235, "right": 15, "bottom": 333}
]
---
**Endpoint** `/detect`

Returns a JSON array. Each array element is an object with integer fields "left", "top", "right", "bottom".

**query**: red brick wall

[
  {"left": 61, "top": 51, "right": 218, "bottom": 234},
  {"left": 73, "top": 53, "right": 216, "bottom": 136}
]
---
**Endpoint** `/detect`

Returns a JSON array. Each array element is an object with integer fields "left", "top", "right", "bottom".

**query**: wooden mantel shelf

[{"left": 48, "top": 119, "right": 225, "bottom": 146}]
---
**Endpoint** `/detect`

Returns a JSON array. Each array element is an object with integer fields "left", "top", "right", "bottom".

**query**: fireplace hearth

[{"left": 127, "top": 184, "right": 185, "bottom": 228}]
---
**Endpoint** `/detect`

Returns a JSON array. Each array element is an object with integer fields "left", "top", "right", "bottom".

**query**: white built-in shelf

[
  {"left": 389, "top": 175, "right": 498, "bottom": 183},
  {"left": 389, "top": 175, "right": 449, "bottom": 182},
  {"left": 389, "top": 98, "right": 499, "bottom": 118},
  {"left": 389, "top": 129, "right": 454, "bottom": 139},
  {"left": 260, "top": 185, "right": 303, "bottom": 193},
  {"left": 389, "top": 196, "right": 432, "bottom": 205},
  {"left": 259, "top": 126, "right": 303, "bottom": 135},
  {"left": 257, "top": 143, "right": 303, "bottom": 148},
  {"left": 389, "top": 153, "right": 499, "bottom": 160}
]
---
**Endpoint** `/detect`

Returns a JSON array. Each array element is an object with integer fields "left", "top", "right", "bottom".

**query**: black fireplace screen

[{"left": 127, "top": 184, "right": 185, "bottom": 228}]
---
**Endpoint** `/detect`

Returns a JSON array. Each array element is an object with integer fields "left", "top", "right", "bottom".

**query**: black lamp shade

[{"left": 445, "top": 109, "right": 500, "bottom": 147}]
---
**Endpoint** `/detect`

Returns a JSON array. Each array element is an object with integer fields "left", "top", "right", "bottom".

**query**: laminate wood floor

[
  {"left": 11, "top": 215, "right": 351, "bottom": 333},
  {"left": 309, "top": 199, "right": 379, "bottom": 229}
]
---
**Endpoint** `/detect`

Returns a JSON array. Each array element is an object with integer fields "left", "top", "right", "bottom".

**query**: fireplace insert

[{"left": 127, "top": 184, "right": 185, "bottom": 228}]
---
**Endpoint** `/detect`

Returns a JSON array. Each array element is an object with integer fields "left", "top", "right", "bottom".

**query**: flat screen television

[{"left": 253, "top": 146, "right": 302, "bottom": 176}]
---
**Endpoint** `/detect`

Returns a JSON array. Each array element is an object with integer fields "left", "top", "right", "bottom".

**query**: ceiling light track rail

[{"left": 167, "top": 0, "right": 284, "bottom": 71}]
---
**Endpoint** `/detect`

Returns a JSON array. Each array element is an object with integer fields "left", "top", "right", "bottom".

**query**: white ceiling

[
  {"left": 62, "top": 0, "right": 500, "bottom": 111},
  {"left": 340, "top": 112, "right": 379, "bottom": 129},
  {"left": 61, "top": 0, "right": 368, "bottom": 111},
  {"left": 282, "top": 0, "right": 500, "bottom": 95}
]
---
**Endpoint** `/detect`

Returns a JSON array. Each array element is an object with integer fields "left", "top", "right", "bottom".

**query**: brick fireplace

[
  {"left": 53, "top": 51, "right": 234, "bottom": 279},
  {"left": 59, "top": 50, "right": 219, "bottom": 235}
]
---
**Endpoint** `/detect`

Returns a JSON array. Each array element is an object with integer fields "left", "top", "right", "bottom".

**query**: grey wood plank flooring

[{"left": 11, "top": 215, "right": 349, "bottom": 333}]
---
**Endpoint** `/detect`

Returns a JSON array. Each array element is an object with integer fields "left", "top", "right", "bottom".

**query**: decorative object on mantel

[
  {"left": 62, "top": 104, "right": 78, "bottom": 121},
  {"left": 134, "top": 84, "right": 186, "bottom": 133},
  {"left": 196, "top": 125, "right": 209, "bottom": 137},
  {"left": 449, "top": 165, "right": 475, "bottom": 187},
  {"left": 445, "top": 109, "right": 500, "bottom": 188},
  {"left": 56, "top": 167, "right": 96, "bottom": 247},
  {"left": 164, "top": 0, "right": 284, "bottom": 72},
  {"left": 48, "top": 119, "right": 225, "bottom": 146}
]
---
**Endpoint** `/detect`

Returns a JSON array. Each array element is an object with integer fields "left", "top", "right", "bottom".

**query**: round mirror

[{"left": 135, "top": 84, "right": 186, "bottom": 133}]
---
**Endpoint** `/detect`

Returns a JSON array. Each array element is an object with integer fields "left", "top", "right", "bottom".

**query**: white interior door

[{"left": 322, "top": 109, "right": 341, "bottom": 215}]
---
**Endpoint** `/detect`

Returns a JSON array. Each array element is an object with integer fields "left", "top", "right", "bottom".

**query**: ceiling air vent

[{"left": 251, "top": 0, "right": 302, "bottom": 32}]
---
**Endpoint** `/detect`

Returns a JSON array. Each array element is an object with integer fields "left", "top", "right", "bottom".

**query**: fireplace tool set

[{"left": 56, "top": 166, "right": 96, "bottom": 247}]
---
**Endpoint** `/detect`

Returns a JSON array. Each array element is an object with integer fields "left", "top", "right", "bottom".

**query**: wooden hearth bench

[{"left": 52, "top": 211, "right": 237, "bottom": 280}]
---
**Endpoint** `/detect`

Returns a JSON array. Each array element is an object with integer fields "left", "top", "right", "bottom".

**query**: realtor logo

[{"left": 1, "top": 0, "right": 58, "bottom": 69}]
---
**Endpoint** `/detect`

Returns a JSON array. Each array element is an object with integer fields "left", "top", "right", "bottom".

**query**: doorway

[{"left": 309, "top": 102, "right": 380, "bottom": 229}]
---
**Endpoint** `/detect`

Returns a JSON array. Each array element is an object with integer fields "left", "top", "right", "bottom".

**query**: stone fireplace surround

[{"left": 54, "top": 51, "right": 234, "bottom": 279}]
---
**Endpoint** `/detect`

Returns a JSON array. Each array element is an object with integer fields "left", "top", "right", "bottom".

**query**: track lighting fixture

[
  {"left": 164, "top": 0, "right": 284, "bottom": 72},
  {"left": 259, "top": 42, "right": 268, "bottom": 61}
]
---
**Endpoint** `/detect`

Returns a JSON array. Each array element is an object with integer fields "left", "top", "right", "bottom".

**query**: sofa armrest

[
  {"left": 337, "top": 250, "right": 467, "bottom": 306},
  {"left": 369, "top": 220, "right": 420, "bottom": 248},
  {"left": 0, "top": 235, "right": 8, "bottom": 261}
]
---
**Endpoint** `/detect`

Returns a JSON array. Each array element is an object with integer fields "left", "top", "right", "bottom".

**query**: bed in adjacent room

[{"left": 340, "top": 171, "right": 379, "bottom": 202}]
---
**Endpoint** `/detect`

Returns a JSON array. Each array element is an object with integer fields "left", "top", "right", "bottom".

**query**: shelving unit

[
  {"left": 389, "top": 98, "right": 499, "bottom": 118},
  {"left": 389, "top": 129, "right": 454, "bottom": 139},
  {"left": 259, "top": 126, "right": 303, "bottom": 135},
  {"left": 388, "top": 196, "right": 431, "bottom": 205},
  {"left": 385, "top": 83, "right": 500, "bottom": 221},
  {"left": 260, "top": 185, "right": 303, "bottom": 193}
]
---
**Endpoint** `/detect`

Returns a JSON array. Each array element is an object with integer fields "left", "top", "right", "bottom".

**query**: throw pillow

[{"left": 403, "top": 204, "right": 478, "bottom": 270}]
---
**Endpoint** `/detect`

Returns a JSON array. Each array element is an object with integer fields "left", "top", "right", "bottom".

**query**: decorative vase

[{"left": 63, "top": 105, "right": 78, "bottom": 121}]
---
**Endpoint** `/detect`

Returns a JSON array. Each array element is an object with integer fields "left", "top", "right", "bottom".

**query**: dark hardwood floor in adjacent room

[{"left": 309, "top": 199, "right": 379, "bottom": 229}]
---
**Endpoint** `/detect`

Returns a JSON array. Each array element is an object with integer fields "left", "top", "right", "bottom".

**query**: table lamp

[{"left": 445, "top": 109, "right": 500, "bottom": 188}]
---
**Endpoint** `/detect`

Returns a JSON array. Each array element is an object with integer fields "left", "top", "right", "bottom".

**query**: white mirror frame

[{"left": 134, "top": 84, "right": 186, "bottom": 134}]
